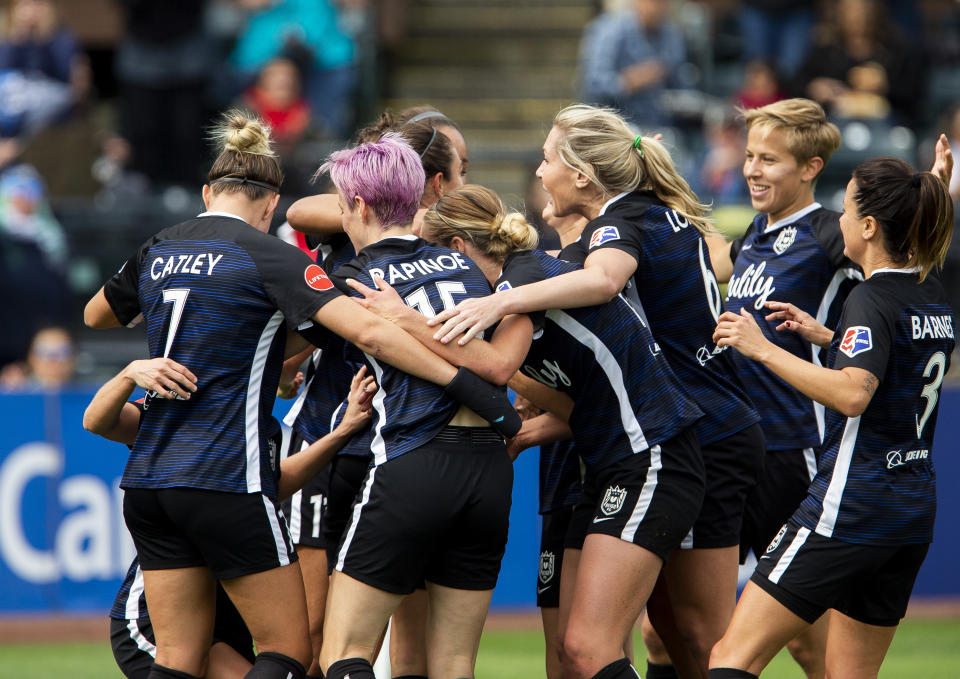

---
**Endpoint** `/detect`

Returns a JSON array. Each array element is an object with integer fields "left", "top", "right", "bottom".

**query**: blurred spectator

[
  {"left": 0, "top": 325, "right": 75, "bottom": 389},
  {"left": 243, "top": 57, "right": 311, "bottom": 146},
  {"left": 734, "top": 60, "right": 784, "bottom": 110},
  {"left": 114, "top": 0, "right": 213, "bottom": 187},
  {"left": 578, "top": 0, "right": 686, "bottom": 128},
  {"left": 228, "top": 0, "right": 357, "bottom": 138},
  {"left": 0, "top": 162, "right": 66, "bottom": 267},
  {"left": 738, "top": 0, "right": 814, "bottom": 79},
  {"left": 0, "top": 0, "right": 86, "bottom": 139},
  {"left": 696, "top": 106, "right": 747, "bottom": 207},
  {"left": 796, "top": 0, "right": 925, "bottom": 126}
]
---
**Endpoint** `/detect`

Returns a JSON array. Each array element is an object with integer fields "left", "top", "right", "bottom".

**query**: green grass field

[{"left": 1, "top": 617, "right": 958, "bottom": 679}]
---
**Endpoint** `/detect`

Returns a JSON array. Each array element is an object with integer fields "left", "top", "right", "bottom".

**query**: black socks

[
  {"left": 325, "top": 657, "right": 375, "bottom": 679},
  {"left": 708, "top": 669, "right": 758, "bottom": 678},
  {"left": 589, "top": 657, "right": 641, "bottom": 679},
  {"left": 246, "top": 651, "right": 307, "bottom": 679},
  {"left": 645, "top": 661, "right": 679, "bottom": 679}
]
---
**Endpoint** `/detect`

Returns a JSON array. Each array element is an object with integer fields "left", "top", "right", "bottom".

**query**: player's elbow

[
  {"left": 485, "top": 361, "right": 516, "bottom": 387},
  {"left": 348, "top": 316, "right": 385, "bottom": 357},
  {"left": 82, "top": 410, "right": 107, "bottom": 436},
  {"left": 836, "top": 391, "right": 870, "bottom": 418}
]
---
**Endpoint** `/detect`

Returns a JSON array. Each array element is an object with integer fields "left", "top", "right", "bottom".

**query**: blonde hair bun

[
  {"left": 494, "top": 212, "right": 539, "bottom": 251},
  {"left": 214, "top": 109, "right": 276, "bottom": 156}
]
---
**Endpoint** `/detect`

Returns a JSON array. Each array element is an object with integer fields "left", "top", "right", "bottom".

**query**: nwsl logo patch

[
  {"left": 589, "top": 226, "right": 620, "bottom": 249},
  {"left": 496, "top": 280, "right": 512, "bottom": 292},
  {"left": 840, "top": 326, "right": 872, "bottom": 357}
]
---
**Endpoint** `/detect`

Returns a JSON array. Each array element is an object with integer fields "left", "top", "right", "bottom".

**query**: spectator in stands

[
  {"left": 114, "top": 0, "right": 213, "bottom": 187},
  {"left": 0, "top": 0, "right": 86, "bottom": 138},
  {"left": 735, "top": 60, "right": 784, "bottom": 111},
  {"left": 229, "top": 0, "right": 357, "bottom": 138},
  {"left": 797, "top": 0, "right": 925, "bottom": 127},
  {"left": 738, "top": 0, "right": 814, "bottom": 79},
  {"left": 243, "top": 57, "right": 311, "bottom": 146},
  {"left": 698, "top": 106, "right": 748, "bottom": 207},
  {"left": 0, "top": 162, "right": 66, "bottom": 268},
  {"left": 0, "top": 325, "right": 75, "bottom": 390},
  {"left": 578, "top": 0, "right": 686, "bottom": 128}
]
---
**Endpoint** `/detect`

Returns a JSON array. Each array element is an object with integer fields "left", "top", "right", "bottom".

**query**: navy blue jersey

[
  {"left": 568, "top": 191, "right": 758, "bottom": 446},
  {"left": 284, "top": 235, "right": 365, "bottom": 447},
  {"left": 725, "top": 205, "right": 862, "bottom": 450},
  {"left": 332, "top": 235, "right": 495, "bottom": 465},
  {"left": 103, "top": 213, "right": 342, "bottom": 498},
  {"left": 793, "top": 271, "right": 953, "bottom": 545},
  {"left": 498, "top": 249, "right": 702, "bottom": 474},
  {"left": 538, "top": 439, "right": 582, "bottom": 513}
]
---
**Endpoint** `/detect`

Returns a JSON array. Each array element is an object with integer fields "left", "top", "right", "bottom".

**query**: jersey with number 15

[
  {"left": 103, "top": 213, "right": 343, "bottom": 499},
  {"left": 567, "top": 190, "right": 759, "bottom": 446}
]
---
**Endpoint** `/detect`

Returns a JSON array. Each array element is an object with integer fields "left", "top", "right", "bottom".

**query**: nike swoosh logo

[
  {"left": 592, "top": 516, "right": 615, "bottom": 523},
  {"left": 537, "top": 586, "right": 550, "bottom": 594},
  {"left": 742, "top": 243, "right": 753, "bottom": 250}
]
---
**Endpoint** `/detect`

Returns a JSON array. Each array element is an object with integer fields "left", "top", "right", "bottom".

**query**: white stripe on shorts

[
  {"left": 336, "top": 467, "right": 377, "bottom": 572},
  {"left": 261, "top": 494, "right": 291, "bottom": 566},
  {"left": 768, "top": 526, "right": 810, "bottom": 584},
  {"left": 621, "top": 444, "right": 662, "bottom": 543},
  {"left": 287, "top": 439, "right": 310, "bottom": 544},
  {"left": 126, "top": 619, "right": 156, "bottom": 657}
]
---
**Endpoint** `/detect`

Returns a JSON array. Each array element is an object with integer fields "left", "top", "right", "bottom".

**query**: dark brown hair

[{"left": 852, "top": 157, "right": 953, "bottom": 281}]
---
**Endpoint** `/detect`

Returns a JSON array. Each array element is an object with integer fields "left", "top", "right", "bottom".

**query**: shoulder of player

[{"left": 497, "top": 250, "right": 551, "bottom": 290}]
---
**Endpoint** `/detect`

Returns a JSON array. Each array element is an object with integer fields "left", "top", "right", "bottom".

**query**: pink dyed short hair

[{"left": 320, "top": 132, "right": 425, "bottom": 227}]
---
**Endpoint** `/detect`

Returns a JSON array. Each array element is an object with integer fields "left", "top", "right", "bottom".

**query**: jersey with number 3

[
  {"left": 569, "top": 190, "right": 758, "bottom": 446},
  {"left": 794, "top": 271, "right": 954, "bottom": 545},
  {"left": 333, "top": 235, "right": 495, "bottom": 466},
  {"left": 103, "top": 214, "right": 343, "bottom": 498}
]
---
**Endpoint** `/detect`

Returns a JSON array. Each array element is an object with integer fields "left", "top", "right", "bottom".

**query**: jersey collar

[
  {"left": 197, "top": 210, "right": 249, "bottom": 225},
  {"left": 763, "top": 202, "right": 821, "bottom": 233},
  {"left": 598, "top": 191, "right": 631, "bottom": 216},
  {"left": 869, "top": 266, "right": 920, "bottom": 278}
]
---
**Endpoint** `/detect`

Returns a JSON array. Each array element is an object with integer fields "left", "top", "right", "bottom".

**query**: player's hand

[
  {"left": 277, "top": 371, "right": 304, "bottom": 399},
  {"left": 513, "top": 394, "right": 541, "bottom": 422},
  {"left": 346, "top": 276, "right": 408, "bottom": 323},
  {"left": 930, "top": 133, "right": 954, "bottom": 189},
  {"left": 340, "top": 366, "right": 376, "bottom": 435},
  {"left": 713, "top": 308, "right": 771, "bottom": 361},
  {"left": 506, "top": 421, "right": 534, "bottom": 461},
  {"left": 125, "top": 358, "right": 197, "bottom": 399},
  {"left": 763, "top": 301, "right": 834, "bottom": 348},
  {"left": 427, "top": 294, "right": 507, "bottom": 345}
]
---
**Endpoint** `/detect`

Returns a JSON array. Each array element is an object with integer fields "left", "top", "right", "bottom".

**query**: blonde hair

[
  {"left": 423, "top": 184, "right": 539, "bottom": 263},
  {"left": 207, "top": 109, "right": 283, "bottom": 199},
  {"left": 740, "top": 98, "right": 841, "bottom": 175},
  {"left": 552, "top": 104, "right": 711, "bottom": 234}
]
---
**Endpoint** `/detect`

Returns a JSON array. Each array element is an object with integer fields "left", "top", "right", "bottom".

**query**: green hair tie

[{"left": 633, "top": 134, "right": 644, "bottom": 156}]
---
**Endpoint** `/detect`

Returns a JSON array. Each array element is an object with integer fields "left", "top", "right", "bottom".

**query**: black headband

[
  {"left": 408, "top": 111, "right": 447, "bottom": 124},
  {"left": 212, "top": 177, "right": 280, "bottom": 193},
  {"left": 420, "top": 127, "right": 439, "bottom": 159}
]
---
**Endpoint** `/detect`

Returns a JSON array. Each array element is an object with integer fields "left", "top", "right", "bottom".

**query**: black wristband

[{"left": 443, "top": 367, "right": 522, "bottom": 438}]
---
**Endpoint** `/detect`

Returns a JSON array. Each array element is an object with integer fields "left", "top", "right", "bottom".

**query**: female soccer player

[
  {"left": 277, "top": 115, "right": 466, "bottom": 679},
  {"left": 709, "top": 159, "right": 953, "bottom": 679},
  {"left": 82, "top": 111, "right": 515, "bottom": 679},
  {"left": 348, "top": 183, "right": 707, "bottom": 679},
  {"left": 83, "top": 356, "right": 375, "bottom": 679},
  {"left": 427, "top": 104, "right": 763, "bottom": 677},
  {"left": 705, "top": 99, "right": 953, "bottom": 679},
  {"left": 315, "top": 137, "right": 528, "bottom": 679}
]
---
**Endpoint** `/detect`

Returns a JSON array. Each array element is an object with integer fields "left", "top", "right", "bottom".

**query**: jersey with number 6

[
  {"left": 568, "top": 190, "right": 758, "bottom": 446},
  {"left": 794, "top": 270, "right": 954, "bottom": 545},
  {"left": 332, "top": 235, "right": 495, "bottom": 466},
  {"left": 103, "top": 213, "right": 343, "bottom": 498}
]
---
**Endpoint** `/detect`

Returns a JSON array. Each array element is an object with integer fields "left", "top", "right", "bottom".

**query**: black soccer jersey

[
  {"left": 568, "top": 191, "right": 758, "bottom": 446},
  {"left": 103, "top": 213, "right": 342, "bottom": 498},
  {"left": 538, "top": 439, "right": 582, "bottom": 514},
  {"left": 793, "top": 270, "right": 954, "bottom": 545},
  {"left": 332, "top": 235, "right": 495, "bottom": 465},
  {"left": 498, "top": 249, "right": 702, "bottom": 474},
  {"left": 725, "top": 204, "right": 862, "bottom": 450},
  {"left": 284, "top": 236, "right": 363, "bottom": 447}
]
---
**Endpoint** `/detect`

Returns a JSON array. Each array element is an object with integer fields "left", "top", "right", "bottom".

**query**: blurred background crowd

[{"left": 1, "top": 0, "right": 959, "bottom": 388}]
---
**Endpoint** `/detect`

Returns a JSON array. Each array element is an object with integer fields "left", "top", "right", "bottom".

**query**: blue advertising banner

[{"left": 0, "top": 387, "right": 957, "bottom": 615}]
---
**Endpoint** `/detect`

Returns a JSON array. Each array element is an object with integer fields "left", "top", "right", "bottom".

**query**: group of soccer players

[{"left": 82, "top": 95, "right": 955, "bottom": 679}]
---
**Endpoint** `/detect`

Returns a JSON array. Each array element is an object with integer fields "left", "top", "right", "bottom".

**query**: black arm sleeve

[{"left": 444, "top": 367, "right": 522, "bottom": 437}]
